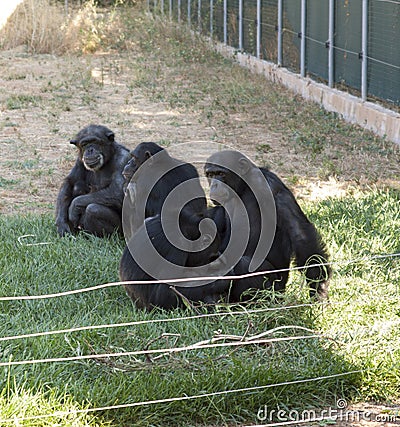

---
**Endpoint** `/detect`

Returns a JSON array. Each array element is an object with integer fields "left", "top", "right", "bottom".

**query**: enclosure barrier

[{"left": 147, "top": 0, "right": 400, "bottom": 144}]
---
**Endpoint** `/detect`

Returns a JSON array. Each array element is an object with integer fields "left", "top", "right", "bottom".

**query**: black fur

[
  {"left": 55, "top": 125, "right": 130, "bottom": 237},
  {"left": 205, "top": 150, "right": 330, "bottom": 302}
]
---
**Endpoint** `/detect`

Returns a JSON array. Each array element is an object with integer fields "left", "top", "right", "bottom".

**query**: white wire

[
  {"left": 367, "top": 55, "right": 400, "bottom": 70},
  {"left": 4, "top": 245, "right": 396, "bottom": 423},
  {"left": 375, "top": 0, "right": 400, "bottom": 4},
  {"left": 17, "top": 234, "right": 52, "bottom": 246},
  {"left": 0, "top": 371, "right": 362, "bottom": 425},
  {"left": 0, "top": 334, "right": 323, "bottom": 367},
  {"left": 0, "top": 303, "right": 323, "bottom": 342},
  {"left": 1, "top": 300, "right": 397, "bottom": 344},
  {"left": 0, "top": 252, "right": 398, "bottom": 301}
]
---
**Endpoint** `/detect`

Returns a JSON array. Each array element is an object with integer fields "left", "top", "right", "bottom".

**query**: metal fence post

[
  {"left": 210, "top": 0, "right": 214, "bottom": 37},
  {"left": 188, "top": 0, "right": 191, "bottom": 27},
  {"left": 198, "top": 0, "right": 201, "bottom": 30},
  {"left": 223, "top": 0, "right": 227, "bottom": 44},
  {"left": 169, "top": 0, "right": 172, "bottom": 20},
  {"left": 277, "top": 0, "right": 283, "bottom": 66},
  {"left": 178, "top": 0, "right": 181, "bottom": 22},
  {"left": 257, "top": 0, "right": 261, "bottom": 58},
  {"left": 361, "top": 0, "right": 368, "bottom": 101},
  {"left": 239, "top": 0, "right": 243, "bottom": 50},
  {"left": 328, "top": 0, "right": 334, "bottom": 87},
  {"left": 300, "top": 0, "right": 306, "bottom": 77}
]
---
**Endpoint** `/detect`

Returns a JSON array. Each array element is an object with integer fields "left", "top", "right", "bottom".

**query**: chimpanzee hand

[
  {"left": 68, "top": 195, "right": 89, "bottom": 229},
  {"left": 56, "top": 220, "right": 73, "bottom": 237}
]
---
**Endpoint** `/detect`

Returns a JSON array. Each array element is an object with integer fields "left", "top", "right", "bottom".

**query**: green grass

[
  {"left": 5, "top": 95, "right": 42, "bottom": 110},
  {"left": 0, "top": 2, "right": 399, "bottom": 425},
  {"left": 0, "top": 177, "right": 18, "bottom": 188},
  {"left": 0, "top": 189, "right": 399, "bottom": 425}
]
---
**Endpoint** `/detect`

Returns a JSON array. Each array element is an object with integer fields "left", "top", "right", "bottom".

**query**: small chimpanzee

[
  {"left": 204, "top": 150, "right": 330, "bottom": 302},
  {"left": 55, "top": 125, "right": 130, "bottom": 237},
  {"left": 121, "top": 142, "right": 208, "bottom": 239},
  {"left": 120, "top": 143, "right": 230, "bottom": 310}
]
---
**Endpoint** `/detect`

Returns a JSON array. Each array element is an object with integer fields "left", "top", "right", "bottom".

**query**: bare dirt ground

[
  {"left": 0, "top": 49, "right": 243, "bottom": 214},
  {"left": 0, "top": 47, "right": 399, "bottom": 426},
  {"left": 0, "top": 49, "right": 208, "bottom": 214},
  {"left": 1, "top": 48, "right": 400, "bottom": 217}
]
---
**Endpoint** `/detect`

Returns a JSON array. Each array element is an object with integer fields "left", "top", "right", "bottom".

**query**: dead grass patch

[{"left": 0, "top": 0, "right": 133, "bottom": 54}]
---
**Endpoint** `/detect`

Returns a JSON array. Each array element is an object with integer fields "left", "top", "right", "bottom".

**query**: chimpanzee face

[
  {"left": 122, "top": 153, "right": 139, "bottom": 183},
  {"left": 122, "top": 142, "right": 165, "bottom": 185},
  {"left": 80, "top": 140, "right": 107, "bottom": 171},
  {"left": 205, "top": 165, "right": 231, "bottom": 205},
  {"left": 205, "top": 164, "right": 247, "bottom": 206},
  {"left": 70, "top": 125, "right": 115, "bottom": 172}
]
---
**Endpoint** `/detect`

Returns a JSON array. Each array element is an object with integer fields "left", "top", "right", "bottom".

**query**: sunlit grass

[{"left": 0, "top": 189, "right": 399, "bottom": 425}]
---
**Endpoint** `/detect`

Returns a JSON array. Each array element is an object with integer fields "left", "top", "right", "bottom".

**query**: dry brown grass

[
  {"left": 0, "top": 0, "right": 132, "bottom": 54},
  {"left": 0, "top": 0, "right": 66, "bottom": 53}
]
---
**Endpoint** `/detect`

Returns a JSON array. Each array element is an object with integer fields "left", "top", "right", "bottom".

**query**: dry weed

[
  {"left": 0, "top": 0, "right": 132, "bottom": 54},
  {"left": 65, "top": 0, "right": 126, "bottom": 53},
  {"left": 0, "top": 0, "right": 66, "bottom": 54}
]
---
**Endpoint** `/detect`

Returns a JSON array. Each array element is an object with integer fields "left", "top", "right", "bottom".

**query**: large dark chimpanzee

[
  {"left": 120, "top": 143, "right": 230, "bottom": 310},
  {"left": 204, "top": 150, "right": 330, "bottom": 302},
  {"left": 55, "top": 125, "right": 130, "bottom": 237}
]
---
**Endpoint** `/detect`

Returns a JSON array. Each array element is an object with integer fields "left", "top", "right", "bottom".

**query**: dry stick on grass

[
  {"left": 169, "top": 285, "right": 203, "bottom": 313},
  {"left": 144, "top": 333, "right": 182, "bottom": 364},
  {"left": 145, "top": 325, "right": 336, "bottom": 362},
  {"left": 81, "top": 325, "right": 336, "bottom": 371},
  {"left": 84, "top": 339, "right": 133, "bottom": 372}
]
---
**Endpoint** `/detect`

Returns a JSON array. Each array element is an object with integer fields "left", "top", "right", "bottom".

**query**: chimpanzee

[
  {"left": 204, "top": 150, "right": 330, "bottom": 302},
  {"left": 55, "top": 125, "right": 131, "bottom": 237},
  {"left": 122, "top": 142, "right": 163, "bottom": 190},
  {"left": 120, "top": 143, "right": 230, "bottom": 310},
  {"left": 121, "top": 142, "right": 208, "bottom": 240}
]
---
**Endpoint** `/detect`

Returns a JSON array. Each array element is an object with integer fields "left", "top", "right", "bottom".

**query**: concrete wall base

[{"left": 215, "top": 43, "right": 400, "bottom": 145}]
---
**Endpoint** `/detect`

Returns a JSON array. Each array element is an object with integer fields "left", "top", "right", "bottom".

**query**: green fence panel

[
  {"left": 368, "top": 0, "right": 400, "bottom": 105},
  {"left": 158, "top": 0, "right": 400, "bottom": 107}
]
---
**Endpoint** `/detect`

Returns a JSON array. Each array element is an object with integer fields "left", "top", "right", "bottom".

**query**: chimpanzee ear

[
  {"left": 238, "top": 157, "right": 251, "bottom": 175},
  {"left": 70, "top": 139, "right": 78, "bottom": 146},
  {"left": 106, "top": 131, "right": 115, "bottom": 142},
  {"left": 145, "top": 150, "right": 154, "bottom": 165}
]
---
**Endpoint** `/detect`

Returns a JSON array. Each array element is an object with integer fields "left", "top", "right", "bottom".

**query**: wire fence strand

[
  {"left": 0, "top": 333, "right": 324, "bottom": 367},
  {"left": 0, "top": 304, "right": 324, "bottom": 342},
  {"left": 0, "top": 371, "right": 362, "bottom": 425},
  {"left": 1, "top": 249, "right": 398, "bottom": 422},
  {"left": 1, "top": 252, "right": 399, "bottom": 301}
]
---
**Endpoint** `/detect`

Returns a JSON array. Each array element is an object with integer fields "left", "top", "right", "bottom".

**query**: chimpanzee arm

[
  {"left": 269, "top": 172, "right": 330, "bottom": 297},
  {"left": 68, "top": 157, "right": 127, "bottom": 228},
  {"left": 55, "top": 161, "right": 85, "bottom": 236}
]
